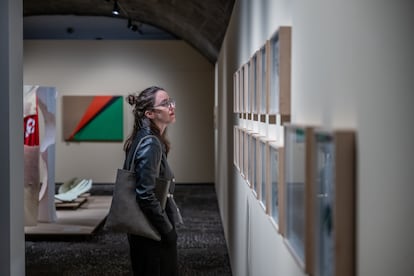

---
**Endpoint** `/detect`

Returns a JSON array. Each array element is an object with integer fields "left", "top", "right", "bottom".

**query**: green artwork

[{"left": 63, "top": 95, "right": 123, "bottom": 142}]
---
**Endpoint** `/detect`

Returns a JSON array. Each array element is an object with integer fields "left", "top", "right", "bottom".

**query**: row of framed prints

[
  {"left": 233, "top": 26, "right": 291, "bottom": 123},
  {"left": 234, "top": 124, "right": 356, "bottom": 276}
]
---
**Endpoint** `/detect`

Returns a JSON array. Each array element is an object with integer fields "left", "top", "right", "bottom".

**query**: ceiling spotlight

[
  {"left": 127, "top": 18, "right": 133, "bottom": 29},
  {"left": 127, "top": 18, "right": 140, "bottom": 32},
  {"left": 112, "top": 0, "right": 120, "bottom": 15}
]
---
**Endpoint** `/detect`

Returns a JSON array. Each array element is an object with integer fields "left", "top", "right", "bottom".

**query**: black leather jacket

[{"left": 124, "top": 127, "right": 176, "bottom": 236}]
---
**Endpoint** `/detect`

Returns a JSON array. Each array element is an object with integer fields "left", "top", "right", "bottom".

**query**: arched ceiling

[{"left": 23, "top": 0, "right": 235, "bottom": 63}]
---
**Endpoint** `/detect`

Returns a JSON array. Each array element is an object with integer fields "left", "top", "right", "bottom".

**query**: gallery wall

[
  {"left": 24, "top": 40, "right": 214, "bottom": 184},
  {"left": 216, "top": 0, "right": 414, "bottom": 276}
]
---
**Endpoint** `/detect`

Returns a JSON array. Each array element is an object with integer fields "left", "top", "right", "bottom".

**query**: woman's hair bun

[{"left": 126, "top": 94, "right": 137, "bottom": 105}]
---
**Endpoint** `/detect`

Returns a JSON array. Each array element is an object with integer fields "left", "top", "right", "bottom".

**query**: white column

[{"left": 0, "top": 0, "right": 25, "bottom": 275}]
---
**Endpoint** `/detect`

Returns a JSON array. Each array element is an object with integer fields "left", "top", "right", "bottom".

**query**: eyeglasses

[{"left": 153, "top": 98, "right": 176, "bottom": 109}]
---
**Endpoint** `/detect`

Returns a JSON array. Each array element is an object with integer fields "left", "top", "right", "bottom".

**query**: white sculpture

[{"left": 23, "top": 85, "right": 57, "bottom": 225}]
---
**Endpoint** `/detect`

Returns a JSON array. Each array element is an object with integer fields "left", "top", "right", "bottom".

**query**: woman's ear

[{"left": 145, "top": 110, "right": 155, "bottom": 119}]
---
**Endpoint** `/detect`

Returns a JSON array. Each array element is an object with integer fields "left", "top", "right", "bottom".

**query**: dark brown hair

[{"left": 124, "top": 86, "right": 171, "bottom": 154}]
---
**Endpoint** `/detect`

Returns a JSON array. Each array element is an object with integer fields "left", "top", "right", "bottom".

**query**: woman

[{"left": 124, "top": 86, "right": 180, "bottom": 276}]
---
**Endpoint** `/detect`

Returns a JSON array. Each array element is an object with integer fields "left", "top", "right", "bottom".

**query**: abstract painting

[{"left": 63, "top": 95, "right": 123, "bottom": 141}]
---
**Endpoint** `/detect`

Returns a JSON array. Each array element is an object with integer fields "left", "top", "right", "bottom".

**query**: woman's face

[{"left": 151, "top": 90, "right": 176, "bottom": 127}]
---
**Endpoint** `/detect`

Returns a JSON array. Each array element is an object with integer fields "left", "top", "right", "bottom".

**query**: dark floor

[{"left": 25, "top": 184, "right": 232, "bottom": 276}]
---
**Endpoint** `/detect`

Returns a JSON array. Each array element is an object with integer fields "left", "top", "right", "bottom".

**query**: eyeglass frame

[{"left": 152, "top": 98, "right": 176, "bottom": 109}]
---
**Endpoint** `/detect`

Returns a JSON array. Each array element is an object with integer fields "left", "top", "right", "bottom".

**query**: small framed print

[
  {"left": 268, "top": 142, "right": 285, "bottom": 235},
  {"left": 251, "top": 133, "right": 264, "bottom": 196},
  {"left": 246, "top": 130, "right": 257, "bottom": 188},
  {"left": 239, "top": 66, "right": 245, "bottom": 114},
  {"left": 234, "top": 126, "right": 240, "bottom": 169},
  {"left": 268, "top": 26, "right": 291, "bottom": 120},
  {"left": 255, "top": 49, "right": 262, "bottom": 116},
  {"left": 239, "top": 127, "right": 246, "bottom": 178},
  {"left": 312, "top": 130, "right": 355, "bottom": 276},
  {"left": 247, "top": 132, "right": 256, "bottom": 190},
  {"left": 283, "top": 124, "right": 315, "bottom": 271},
  {"left": 250, "top": 51, "right": 259, "bottom": 115},
  {"left": 233, "top": 70, "right": 239, "bottom": 113},
  {"left": 247, "top": 132, "right": 259, "bottom": 192},
  {"left": 258, "top": 44, "right": 267, "bottom": 115},
  {"left": 256, "top": 137, "right": 274, "bottom": 212},
  {"left": 243, "top": 129, "right": 249, "bottom": 181},
  {"left": 245, "top": 62, "right": 251, "bottom": 114}
]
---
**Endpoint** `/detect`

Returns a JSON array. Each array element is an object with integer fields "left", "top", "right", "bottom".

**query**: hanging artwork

[
  {"left": 63, "top": 95, "right": 123, "bottom": 142},
  {"left": 284, "top": 124, "right": 315, "bottom": 270},
  {"left": 312, "top": 130, "right": 356, "bottom": 276}
]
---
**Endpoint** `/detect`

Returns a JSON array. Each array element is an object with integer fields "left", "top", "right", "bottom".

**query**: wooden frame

[
  {"left": 243, "top": 129, "right": 249, "bottom": 181},
  {"left": 233, "top": 70, "right": 239, "bottom": 113},
  {"left": 249, "top": 133, "right": 263, "bottom": 194},
  {"left": 250, "top": 51, "right": 259, "bottom": 115},
  {"left": 239, "top": 66, "right": 244, "bottom": 114},
  {"left": 249, "top": 133, "right": 263, "bottom": 196},
  {"left": 255, "top": 49, "right": 261, "bottom": 117},
  {"left": 311, "top": 129, "right": 356, "bottom": 276},
  {"left": 267, "top": 142, "right": 286, "bottom": 236},
  {"left": 257, "top": 44, "right": 267, "bottom": 115},
  {"left": 245, "top": 130, "right": 257, "bottom": 188},
  {"left": 283, "top": 124, "right": 315, "bottom": 272},
  {"left": 256, "top": 137, "right": 274, "bottom": 212},
  {"left": 243, "top": 63, "right": 249, "bottom": 114},
  {"left": 233, "top": 126, "right": 239, "bottom": 169},
  {"left": 268, "top": 26, "right": 292, "bottom": 124},
  {"left": 257, "top": 137, "right": 267, "bottom": 211},
  {"left": 239, "top": 127, "right": 245, "bottom": 178}
]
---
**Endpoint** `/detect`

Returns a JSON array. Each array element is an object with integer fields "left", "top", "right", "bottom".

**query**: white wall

[
  {"left": 293, "top": 2, "right": 414, "bottom": 274},
  {"left": 216, "top": 0, "right": 414, "bottom": 275},
  {"left": 24, "top": 40, "right": 214, "bottom": 184}
]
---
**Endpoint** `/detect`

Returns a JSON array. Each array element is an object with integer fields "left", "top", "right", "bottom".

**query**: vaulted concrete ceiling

[{"left": 23, "top": 0, "right": 235, "bottom": 63}]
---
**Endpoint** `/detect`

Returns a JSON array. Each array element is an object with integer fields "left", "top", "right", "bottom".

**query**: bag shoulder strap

[{"left": 128, "top": 135, "right": 162, "bottom": 175}]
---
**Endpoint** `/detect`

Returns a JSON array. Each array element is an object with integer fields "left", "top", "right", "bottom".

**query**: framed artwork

[
  {"left": 239, "top": 65, "right": 245, "bottom": 114},
  {"left": 268, "top": 142, "right": 285, "bottom": 235},
  {"left": 250, "top": 52, "right": 259, "bottom": 115},
  {"left": 63, "top": 95, "right": 123, "bottom": 142},
  {"left": 284, "top": 124, "right": 315, "bottom": 271},
  {"left": 256, "top": 49, "right": 262, "bottom": 119},
  {"left": 243, "top": 129, "right": 252, "bottom": 182},
  {"left": 239, "top": 127, "right": 246, "bottom": 178},
  {"left": 268, "top": 26, "right": 292, "bottom": 123},
  {"left": 259, "top": 44, "right": 267, "bottom": 115},
  {"left": 245, "top": 62, "right": 251, "bottom": 114},
  {"left": 249, "top": 133, "right": 263, "bottom": 195},
  {"left": 257, "top": 137, "right": 273, "bottom": 212},
  {"left": 237, "top": 69, "right": 241, "bottom": 113},
  {"left": 234, "top": 126, "right": 240, "bottom": 169},
  {"left": 233, "top": 71, "right": 238, "bottom": 113},
  {"left": 312, "top": 130, "right": 355, "bottom": 276},
  {"left": 247, "top": 131, "right": 256, "bottom": 189}
]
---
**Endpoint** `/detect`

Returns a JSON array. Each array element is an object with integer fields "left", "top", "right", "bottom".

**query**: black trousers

[{"left": 127, "top": 231, "right": 178, "bottom": 276}]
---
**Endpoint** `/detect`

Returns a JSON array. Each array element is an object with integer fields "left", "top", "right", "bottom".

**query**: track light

[
  {"left": 112, "top": 0, "right": 120, "bottom": 15},
  {"left": 127, "top": 18, "right": 142, "bottom": 33},
  {"left": 127, "top": 18, "right": 134, "bottom": 29},
  {"left": 127, "top": 18, "right": 137, "bottom": 31}
]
